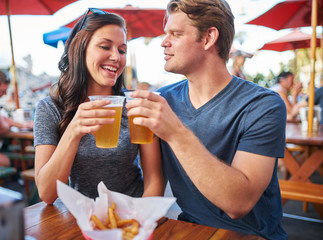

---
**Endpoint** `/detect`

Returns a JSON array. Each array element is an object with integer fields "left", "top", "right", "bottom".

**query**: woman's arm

[
  {"left": 35, "top": 99, "right": 117, "bottom": 204},
  {"left": 35, "top": 125, "right": 82, "bottom": 204},
  {"left": 140, "top": 137, "right": 165, "bottom": 197}
]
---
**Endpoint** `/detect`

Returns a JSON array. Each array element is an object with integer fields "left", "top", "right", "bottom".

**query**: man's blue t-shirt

[{"left": 159, "top": 76, "right": 287, "bottom": 240}]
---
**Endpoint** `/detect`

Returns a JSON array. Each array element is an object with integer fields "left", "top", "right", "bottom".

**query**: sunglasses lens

[{"left": 90, "top": 8, "right": 107, "bottom": 15}]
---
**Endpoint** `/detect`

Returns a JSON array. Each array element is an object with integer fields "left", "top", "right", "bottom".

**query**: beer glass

[
  {"left": 125, "top": 92, "right": 160, "bottom": 144},
  {"left": 88, "top": 95, "right": 125, "bottom": 148}
]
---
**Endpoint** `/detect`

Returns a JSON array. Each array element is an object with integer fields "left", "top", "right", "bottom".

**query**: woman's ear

[{"left": 203, "top": 27, "right": 219, "bottom": 50}]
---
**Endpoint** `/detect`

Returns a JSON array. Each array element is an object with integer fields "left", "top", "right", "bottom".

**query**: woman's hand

[{"left": 68, "top": 99, "right": 117, "bottom": 140}]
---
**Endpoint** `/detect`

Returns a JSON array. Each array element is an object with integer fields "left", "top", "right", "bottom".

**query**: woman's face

[{"left": 86, "top": 24, "right": 127, "bottom": 94}]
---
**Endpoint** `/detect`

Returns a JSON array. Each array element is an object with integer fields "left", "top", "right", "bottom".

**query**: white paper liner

[{"left": 57, "top": 180, "right": 176, "bottom": 240}]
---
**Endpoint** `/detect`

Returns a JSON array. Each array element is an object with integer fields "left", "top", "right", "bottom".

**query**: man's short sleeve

[{"left": 238, "top": 93, "right": 287, "bottom": 158}]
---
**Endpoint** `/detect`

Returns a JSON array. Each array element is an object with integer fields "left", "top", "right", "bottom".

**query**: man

[
  {"left": 271, "top": 71, "right": 307, "bottom": 121},
  {"left": 126, "top": 1, "right": 287, "bottom": 239},
  {"left": 0, "top": 71, "right": 11, "bottom": 167},
  {"left": 0, "top": 70, "right": 33, "bottom": 132}
]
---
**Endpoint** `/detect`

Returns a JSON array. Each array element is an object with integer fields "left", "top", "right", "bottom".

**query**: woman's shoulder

[
  {"left": 36, "top": 96, "right": 54, "bottom": 110},
  {"left": 36, "top": 96, "right": 62, "bottom": 115}
]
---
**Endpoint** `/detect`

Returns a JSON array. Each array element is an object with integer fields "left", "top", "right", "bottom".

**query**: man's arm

[
  {"left": 126, "top": 91, "right": 276, "bottom": 219},
  {"left": 0, "top": 115, "right": 10, "bottom": 135},
  {"left": 3, "top": 116, "right": 33, "bottom": 129},
  {"left": 166, "top": 125, "right": 275, "bottom": 219}
]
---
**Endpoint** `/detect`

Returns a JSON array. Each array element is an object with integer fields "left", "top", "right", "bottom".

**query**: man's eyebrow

[{"left": 166, "top": 28, "right": 184, "bottom": 33}]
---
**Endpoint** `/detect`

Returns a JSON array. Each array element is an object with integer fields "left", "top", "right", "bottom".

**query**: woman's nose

[{"left": 109, "top": 48, "right": 120, "bottom": 61}]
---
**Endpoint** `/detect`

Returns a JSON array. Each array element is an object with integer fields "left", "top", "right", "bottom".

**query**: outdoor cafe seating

[
  {"left": 279, "top": 119, "right": 323, "bottom": 219},
  {"left": 0, "top": 129, "right": 37, "bottom": 205}
]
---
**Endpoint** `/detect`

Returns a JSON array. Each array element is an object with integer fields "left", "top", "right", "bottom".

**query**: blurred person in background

[
  {"left": 0, "top": 70, "right": 34, "bottom": 131},
  {"left": 136, "top": 82, "right": 151, "bottom": 90},
  {"left": 230, "top": 50, "right": 252, "bottom": 80},
  {"left": 270, "top": 71, "right": 307, "bottom": 121},
  {"left": 313, "top": 83, "right": 323, "bottom": 124},
  {"left": 0, "top": 70, "right": 33, "bottom": 166},
  {"left": 126, "top": 0, "right": 287, "bottom": 239}
]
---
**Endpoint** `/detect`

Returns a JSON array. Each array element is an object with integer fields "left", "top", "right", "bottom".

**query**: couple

[{"left": 33, "top": 1, "right": 287, "bottom": 239}]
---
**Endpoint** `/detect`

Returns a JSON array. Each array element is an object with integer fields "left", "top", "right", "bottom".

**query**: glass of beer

[
  {"left": 125, "top": 91, "right": 160, "bottom": 144},
  {"left": 88, "top": 95, "right": 125, "bottom": 148}
]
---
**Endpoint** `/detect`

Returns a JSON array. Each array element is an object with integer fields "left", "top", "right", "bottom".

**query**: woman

[{"left": 34, "top": 9, "right": 164, "bottom": 204}]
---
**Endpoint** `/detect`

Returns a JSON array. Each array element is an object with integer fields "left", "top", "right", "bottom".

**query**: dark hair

[
  {"left": 51, "top": 11, "right": 127, "bottom": 137},
  {"left": 0, "top": 70, "right": 10, "bottom": 85},
  {"left": 277, "top": 71, "right": 293, "bottom": 84},
  {"left": 166, "top": 0, "right": 235, "bottom": 62}
]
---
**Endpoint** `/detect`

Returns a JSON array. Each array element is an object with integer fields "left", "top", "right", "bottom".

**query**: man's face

[
  {"left": 161, "top": 11, "right": 205, "bottom": 77},
  {"left": 0, "top": 83, "right": 9, "bottom": 97}
]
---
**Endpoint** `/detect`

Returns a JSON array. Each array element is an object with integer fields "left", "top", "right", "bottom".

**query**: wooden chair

[
  {"left": 21, "top": 168, "right": 39, "bottom": 205},
  {"left": 279, "top": 179, "right": 323, "bottom": 205},
  {"left": 0, "top": 166, "right": 17, "bottom": 185},
  {"left": 3, "top": 143, "right": 35, "bottom": 195},
  {"left": 284, "top": 144, "right": 316, "bottom": 212}
]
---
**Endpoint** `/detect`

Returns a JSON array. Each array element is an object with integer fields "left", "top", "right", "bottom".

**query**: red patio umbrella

[
  {"left": 246, "top": 0, "right": 322, "bottom": 133},
  {"left": 0, "top": 0, "right": 78, "bottom": 108},
  {"left": 64, "top": 5, "right": 166, "bottom": 40},
  {"left": 259, "top": 29, "right": 321, "bottom": 51},
  {"left": 245, "top": 0, "right": 323, "bottom": 30}
]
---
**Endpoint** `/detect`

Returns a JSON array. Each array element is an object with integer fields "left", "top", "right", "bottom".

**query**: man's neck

[{"left": 187, "top": 60, "right": 232, "bottom": 109}]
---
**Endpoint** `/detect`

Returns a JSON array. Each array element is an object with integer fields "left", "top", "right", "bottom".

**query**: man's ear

[{"left": 203, "top": 27, "right": 219, "bottom": 50}]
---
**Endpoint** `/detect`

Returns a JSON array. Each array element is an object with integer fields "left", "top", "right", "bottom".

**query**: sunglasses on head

[{"left": 76, "top": 8, "right": 109, "bottom": 32}]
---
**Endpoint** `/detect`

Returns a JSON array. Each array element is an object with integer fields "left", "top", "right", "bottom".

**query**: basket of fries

[{"left": 57, "top": 180, "right": 176, "bottom": 240}]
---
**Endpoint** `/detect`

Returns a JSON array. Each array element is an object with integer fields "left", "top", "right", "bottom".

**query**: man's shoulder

[
  {"left": 158, "top": 79, "right": 187, "bottom": 94},
  {"left": 232, "top": 78, "right": 283, "bottom": 101}
]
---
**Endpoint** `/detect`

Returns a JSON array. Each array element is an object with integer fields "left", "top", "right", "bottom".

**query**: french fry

[
  {"left": 123, "top": 231, "right": 136, "bottom": 240},
  {"left": 91, "top": 214, "right": 107, "bottom": 230},
  {"left": 114, "top": 211, "right": 121, "bottom": 221},
  {"left": 117, "top": 219, "right": 133, "bottom": 227},
  {"left": 108, "top": 207, "right": 117, "bottom": 228},
  {"left": 122, "top": 219, "right": 139, "bottom": 235},
  {"left": 104, "top": 213, "right": 110, "bottom": 226},
  {"left": 90, "top": 202, "right": 140, "bottom": 240},
  {"left": 110, "top": 202, "right": 116, "bottom": 210}
]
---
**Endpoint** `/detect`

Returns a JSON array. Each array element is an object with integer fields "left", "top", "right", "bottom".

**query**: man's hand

[{"left": 125, "top": 90, "right": 184, "bottom": 143}]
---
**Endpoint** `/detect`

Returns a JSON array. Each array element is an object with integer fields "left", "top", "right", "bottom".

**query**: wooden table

[
  {"left": 282, "top": 122, "right": 323, "bottom": 217},
  {"left": 284, "top": 122, "right": 323, "bottom": 180},
  {"left": 24, "top": 199, "right": 264, "bottom": 240},
  {"left": 3, "top": 130, "right": 34, "bottom": 140}
]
